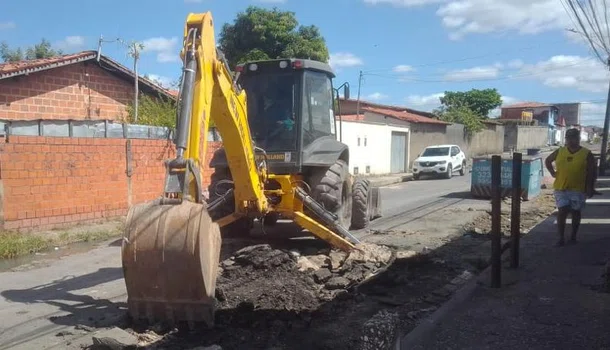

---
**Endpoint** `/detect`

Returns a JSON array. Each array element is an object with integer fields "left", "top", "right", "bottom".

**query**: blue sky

[{"left": 2, "top": 0, "right": 610, "bottom": 125}]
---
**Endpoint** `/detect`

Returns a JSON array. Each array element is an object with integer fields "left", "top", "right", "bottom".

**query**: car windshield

[{"left": 421, "top": 147, "right": 450, "bottom": 157}]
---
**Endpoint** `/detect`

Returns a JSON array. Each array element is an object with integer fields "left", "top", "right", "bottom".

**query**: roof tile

[
  {"left": 363, "top": 106, "right": 450, "bottom": 125},
  {"left": 502, "top": 101, "right": 550, "bottom": 109},
  {"left": 0, "top": 51, "right": 97, "bottom": 76}
]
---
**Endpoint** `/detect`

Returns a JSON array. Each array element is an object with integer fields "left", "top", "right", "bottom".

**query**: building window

[
  {"left": 366, "top": 165, "right": 370, "bottom": 173},
  {"left": 357, "top": 137, "right": 360, "bottom": 146},
  {"left": 354, "top": 167, "right": 359, "bottom": 174},
  {"left": 364, "top": 137, "right": 367, "bottom": 147}
]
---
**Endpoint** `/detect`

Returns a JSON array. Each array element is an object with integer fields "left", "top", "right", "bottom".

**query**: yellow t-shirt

[{"left": 553, "top": 146, "right": 590, "bottom": 192}]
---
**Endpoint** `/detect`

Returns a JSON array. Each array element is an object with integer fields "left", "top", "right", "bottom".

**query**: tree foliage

[
  {"left": 126, "top": 94, "right": 176, "bottom": 128},
  {"left": 0, "top": 39, "right": 63, "bottom": 62},
  {"left": 439, "top": 88, "right": 502, "bottom": 118},
  {"left": 218, "top": 6, "right": 330, "bottom": 68},
  {"left": 434, "top": 104, "right": 484, "bottom": 136}
]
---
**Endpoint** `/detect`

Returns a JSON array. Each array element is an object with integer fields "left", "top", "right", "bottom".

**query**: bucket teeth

[{"left": 121, "top": 198, "right": 222, "bottom": 328}]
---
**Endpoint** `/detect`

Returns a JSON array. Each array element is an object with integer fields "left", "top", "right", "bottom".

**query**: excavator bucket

[{"left": 121, "top": 198, "right": 222, "bottom": 327}]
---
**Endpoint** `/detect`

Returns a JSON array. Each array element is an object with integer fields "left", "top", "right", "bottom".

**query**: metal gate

[{"left": 390, "top": 131, "right": 407, "bottom": 173}]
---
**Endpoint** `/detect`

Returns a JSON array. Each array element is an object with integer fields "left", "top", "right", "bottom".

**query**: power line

[
  {"left": 363, "top": 38, "right": 581, "bottom": 73},
  {"left": 362, "top": 65, "right": 597, "bottom": 85}
]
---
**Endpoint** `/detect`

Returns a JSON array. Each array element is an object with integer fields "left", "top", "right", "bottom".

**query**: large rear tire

[
  {"left": 308, "top": 159, "right": 353, "bottom": 230},
  {"left": 208, "top": 167, "right": 253, "bottom": 236},
  {"left": 351, "top": 177, "right": 371, "bottom": 230}
]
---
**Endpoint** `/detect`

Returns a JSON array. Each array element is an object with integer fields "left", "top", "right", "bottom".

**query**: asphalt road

[{"left": 0, "top": 149, "right": 559, "bottom": 349}]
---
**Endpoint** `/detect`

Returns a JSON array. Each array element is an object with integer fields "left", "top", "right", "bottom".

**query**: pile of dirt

[
  {"left": 463, "top": 189, "right": 556, "bottom": 237},
  {"left": 127, "top": 242, "right": 457, "bottom": 350}
]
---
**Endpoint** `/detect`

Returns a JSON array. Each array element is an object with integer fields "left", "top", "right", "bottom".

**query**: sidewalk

[
  {"left": 402, "top": 177, "right": 610, "bottom": 349},
  {"left": 364, "top": 173, "right": 412, "bottom": 187}
]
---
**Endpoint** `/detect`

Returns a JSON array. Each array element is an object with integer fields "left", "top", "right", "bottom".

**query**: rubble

[
  {"left": 126, "top": 239, "right": 458, "bottom": 350},
  {"left": 325, "top": 276, "right": 351, "bottom": 290},
  {"left": 90, "top": 327, "right": 138, "bottom": 350},
  {"left": 313, "top": 268, "right": 332, "bottom": 283},
  {"left": 357, "top": 310, "right": 399, "bottom": 350},
  {"left": 346, "top": 243, "right": 393, "bottom": 265},
  {"left": 329, "top": 250, "right": 347, "bottom": 270}
]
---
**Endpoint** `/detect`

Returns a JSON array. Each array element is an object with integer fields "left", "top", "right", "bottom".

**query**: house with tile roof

[
  {"left": 0, "top": 50, "right": 176, "bottom": 124},
  {"left": 499, "top": 101, "right": 582, "bottom": 146},
  {"left": 335, "top": 98, "right": 455, "bottom": 175}
]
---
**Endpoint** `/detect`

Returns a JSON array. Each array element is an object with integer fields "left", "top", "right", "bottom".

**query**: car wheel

[
  {"left": 445, "top": 164, "right": 453, "bottom": 179},
  {"left": 413, "top": 173, "right": 420, "bottom": 180},
  {"left": 459, "top": 161, "right": 466, "bottom": 176}
]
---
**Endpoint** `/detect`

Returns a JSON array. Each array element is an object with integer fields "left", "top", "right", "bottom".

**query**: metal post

[
  {"left": 510, "top": 152, "right": 522, "bottom": 268},
  {"left": 600, "top": 58, "right": 610, "bottom": 176},
  {"left": 356, "top": 70, "right": 363, "bottom": 116},
  {"left": 491, "top": 155, "right": 502, "bottom": 288}
]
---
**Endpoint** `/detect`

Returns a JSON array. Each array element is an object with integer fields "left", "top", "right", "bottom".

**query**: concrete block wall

[{"left": 0, "top": 135, "right": 222, "bottom": 231}]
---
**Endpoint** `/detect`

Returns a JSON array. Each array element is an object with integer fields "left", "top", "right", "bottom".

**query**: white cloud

[
  {"left": 0, "top": 21, "right": 15, "bottom": 30},
  {"left": 54, "top": 36, "right": 86, "bottom": 51},
  {"left": 443, "top": 65, "right": 500, "bottom": 81},
  {"left": 406, "top": 92, "right": 518, "bottom": 115},
  {"left": 507, "top": 59, "right": 524, "bottom": 69},
  {"left": 141, "top": 37, "right": 180, "bottom": 63},
  {"left": 363, "top": 0, "right": 445, "bottom": 7},
  {"left": 367, "top": 92, "right": 389, "bottom": 101},
  {"left": 329, "top": 52, "right": 363, "bottom": 69},
  {"left": 436, "top": 0, "right": 569, "bottom": 40},
  {"left": 405, "top": 93, "right": 444, "bottom": 111},
  {"left": 393, "top": 64, "right": 415, "bottom": 73},
  {"left": 146, "top": 74, "right": 174, "bottom": 88},
  {"left": 516, "top": 55, "right": 609, "bottom": 93}
]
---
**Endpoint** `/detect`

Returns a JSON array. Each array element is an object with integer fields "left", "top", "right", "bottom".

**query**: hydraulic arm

[{"left": 121, "top": 11, "right": 361, "bottom": 328}]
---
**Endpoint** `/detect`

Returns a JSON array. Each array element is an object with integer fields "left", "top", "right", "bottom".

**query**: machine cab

[{"left": 235, "top": 58, "right": 349, "bottom": 174}]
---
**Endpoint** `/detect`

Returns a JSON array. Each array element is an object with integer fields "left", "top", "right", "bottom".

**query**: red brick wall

[
  {"left": 0, "top": 62, "right": 134, "bottom": 121},
  {"left": 0, "top": 136, "right": 222, "bottom": 231}
]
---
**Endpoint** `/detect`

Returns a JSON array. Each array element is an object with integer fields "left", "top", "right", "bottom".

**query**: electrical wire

[
  {"left": 361, "top": 57, "right": 599, "bottom": 84},
  {"left": 363, "top": 38, "right": 575, "bottom": 73}
]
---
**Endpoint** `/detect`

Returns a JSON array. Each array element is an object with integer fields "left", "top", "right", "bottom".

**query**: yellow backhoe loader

[{"left": 121, "top": 11, "right": 381, "bottom": 328}]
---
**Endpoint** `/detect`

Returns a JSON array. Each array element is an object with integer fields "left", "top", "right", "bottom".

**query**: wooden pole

[
  {"left": 491, "top": 155, "right": 502, "bottom": 288},
  {"left": 510, "top": 152, "right": 522, "bottom": 268}
]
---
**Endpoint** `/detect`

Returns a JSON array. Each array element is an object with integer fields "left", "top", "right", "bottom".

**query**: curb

[
  {"left": 367, "top": 174, "right": 413, "bottom": 188},
  {"left": 396, "top": 269, "right": 481, "bottom": 349}
]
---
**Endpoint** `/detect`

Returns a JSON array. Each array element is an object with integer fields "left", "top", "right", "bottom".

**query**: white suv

[{"left": 412, "top": 144, "right": 466, "bottom": 180}]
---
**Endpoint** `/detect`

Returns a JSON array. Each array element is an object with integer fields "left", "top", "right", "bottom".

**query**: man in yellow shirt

[{"left": 545, "top": 128, "right": 596, "bottom": 246}]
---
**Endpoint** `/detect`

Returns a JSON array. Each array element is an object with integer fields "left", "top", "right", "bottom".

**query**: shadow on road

[
  {"left": 1, "top": 267, "right": 128, "bottom": 329},
  {"left": 441, "top": 191, "right": 478, "bottom": 200}
]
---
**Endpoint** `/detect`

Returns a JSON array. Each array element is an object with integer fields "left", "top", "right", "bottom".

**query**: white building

[
  {"left": 335, "top": 114, "right": 411, "bottom": 175},
  {"left": 335, "top": 106, "right": 450, "bottom": 175}
]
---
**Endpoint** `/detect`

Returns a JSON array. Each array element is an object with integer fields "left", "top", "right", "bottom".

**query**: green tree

[
  {"left": 0, "top": 42, "right": 23, "bottom": 62},
  {"left": 126, "top": 94, "right": 176, "bottom": 128},
  {"left": 434, "top": 104, "right": 484, "bottom": 136},
  {"left": 218, "top": 6, "right": 330, "bottom": 68},
  {"left": 439, "top": 88, "right": 502, "bottom": 118},
  {"left": 0, "top": 39, "right": 63, "bottom": 62}
]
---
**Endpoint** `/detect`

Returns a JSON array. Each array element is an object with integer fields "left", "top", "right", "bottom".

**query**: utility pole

[
  {"left": 132, "top": 42, "right": 140, "bottom": 123},
  {"left": 600, "top": 57, "right": 610, "bottom": 176},
  {"left": 356, "top": 70, "right": 363, "bottom": 116}
]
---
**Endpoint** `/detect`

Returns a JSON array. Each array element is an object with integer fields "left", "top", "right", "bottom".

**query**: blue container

[{"left": 470, "top": 155, "right": 543, "bottom": 201}]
